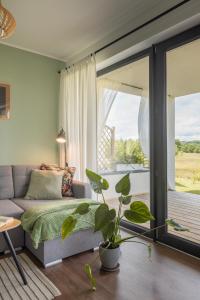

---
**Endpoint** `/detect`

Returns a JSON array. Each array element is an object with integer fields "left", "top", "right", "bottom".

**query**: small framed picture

[{"left": 0, "top": 83, "right": 10, "bottom": 120}]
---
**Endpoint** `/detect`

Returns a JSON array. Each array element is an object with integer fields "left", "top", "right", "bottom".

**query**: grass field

[{"left": 175, "top": 153, "right": 200, "bottom": 195}]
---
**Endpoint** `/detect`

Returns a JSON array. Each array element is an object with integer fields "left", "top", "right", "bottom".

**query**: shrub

[{"left": 114, "top": 139, "right": 145, "bottom": 165}]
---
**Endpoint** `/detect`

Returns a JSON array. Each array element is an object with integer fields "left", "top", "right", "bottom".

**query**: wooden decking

[{"left": 107, "top": 191, "right": 200, "bottom": 244}]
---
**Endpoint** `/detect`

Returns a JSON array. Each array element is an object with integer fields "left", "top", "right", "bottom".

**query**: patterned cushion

[{"left": 40, "top": 163, "right": 76, "bottom": 197}]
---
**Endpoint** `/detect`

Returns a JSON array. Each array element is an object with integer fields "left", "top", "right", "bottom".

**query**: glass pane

[
  {"left": 167, "top": 38, "right": 200, "bottom": 243},
  {"left": 97, "top": 56, "right": 150, "bottom": 228}
]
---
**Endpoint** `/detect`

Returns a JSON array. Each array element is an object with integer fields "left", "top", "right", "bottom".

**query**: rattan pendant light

[{"left": 0, "top": 0, "right": 16, "bottom": 39}]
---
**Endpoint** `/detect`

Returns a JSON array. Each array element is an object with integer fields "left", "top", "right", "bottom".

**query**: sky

[
  {"left": 106, "top": 92, "right": 140, "bottom": 140},
  {"left": 175, "top": 93, "right": 200, "bottom": 141},
  {"left": 106, "top": 92, "right": 200, "bottom": 141}
]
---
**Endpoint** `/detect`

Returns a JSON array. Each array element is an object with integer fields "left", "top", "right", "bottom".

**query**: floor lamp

[{"left": 56, "top": 128, "right": 68, "bottom": 167}]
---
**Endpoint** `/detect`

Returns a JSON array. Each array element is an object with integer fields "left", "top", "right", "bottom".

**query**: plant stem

[
  {"left": 123, "top": 240, "right": 148, "bottom": 247},
  {"left": 116, "top": 223, "right": 166, "bottom": 245},
  {"left": 101, "top": 191, "right": 106, "bottom": 204},
  {"left": 115, "top": 198, "right": 122, "bottom": 236}
]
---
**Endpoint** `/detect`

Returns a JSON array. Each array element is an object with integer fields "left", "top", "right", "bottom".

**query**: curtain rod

[
  {"left": 58, "top": 0, "right": 191, "bottom": 74},
  {"left": 121, "top": 82, "right": 142, "bottom": 91}
]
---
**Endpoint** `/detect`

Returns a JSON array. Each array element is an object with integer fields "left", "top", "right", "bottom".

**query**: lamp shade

[
  {"left": 0, "top": 2, "right": 16, "bottom": 39},
  {"left": 56, "top": 128, "right": 66, "bottom": 143}
]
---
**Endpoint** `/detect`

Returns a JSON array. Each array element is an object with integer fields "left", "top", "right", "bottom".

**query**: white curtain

[
  {"left": 59, "top": 55, "right": 97, "bottom": 181},
  {"left": 167, "top": 95, "right": 175, "bottom": 190},
  {"left": 138, "top": 93, "right": 176, "bottom": 190},
  {"left": 138, "top": 94, "right": 149, "bottom": 159},
  {"left": 97, "top": 79, "right": 119, "bottom": 145},
  {"left": 58, "top": 71, "right": 67, "bottom": 168}
]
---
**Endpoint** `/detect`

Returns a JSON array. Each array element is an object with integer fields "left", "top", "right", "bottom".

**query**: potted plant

[{"left": 62, "top": 169, "right": 188, "bottom": 290}]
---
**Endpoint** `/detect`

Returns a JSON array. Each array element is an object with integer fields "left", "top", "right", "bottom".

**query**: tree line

[{"left": 176, "top": 140, "right": 200, "bottom": 154}]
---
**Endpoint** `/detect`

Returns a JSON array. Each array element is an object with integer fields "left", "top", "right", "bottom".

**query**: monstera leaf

[
  {"left": 115, "top": 173, "right": 130, "bottom": 196},
  {"left": 124, "top": 201, "right": 154, "bottom": 224}
]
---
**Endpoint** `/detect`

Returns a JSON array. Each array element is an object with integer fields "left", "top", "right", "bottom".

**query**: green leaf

[
  {"left": 119, "top": 195, "right": 132, "bottom": 205},
  {"left": 101, "top": 178, "right": 109, "bottom": 190},
  {"left": 84, "top": 264, "right": 96, "bottom": 291},
  {"left": 108, "top": 208, "right": 116, "bottom": 220},
  {"left": 73, "top": 203, "right": 90, "bottom": 215},
  {"left": 86, "top": 169, "right": 102, "bottom": 194},
  {"left": 61, "top": 216, "right": 77, "bottom": 239},
  {"left": 86, "top": 169, "right": 102, "bottom": 183},
  {"left": 115, "top": 174, "right": 130, "bottom": 196},
  {"left": 90, "top": 182, "right": 103, "bottom": 194},
  {"left": 102, "top": 221, "right": 115, "bottom": 241},
  {"left": 124, "top": 201, "right": 154, "bottom": 224},
  {"left": 86, "top": 169, "right": 109, "bottom": 194},
  {"left": 166, "top": 219, "right": 189, "bottom": 232},
  {"left": 94, "top": 203, "right": 109, "bottom": 231}
]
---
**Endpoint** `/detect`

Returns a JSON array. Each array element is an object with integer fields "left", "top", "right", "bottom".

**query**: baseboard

[{"left": 44, "top": 259, "right": 63, "bottom": 268}]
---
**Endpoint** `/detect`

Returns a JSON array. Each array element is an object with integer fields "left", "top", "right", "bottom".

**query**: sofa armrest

[{"left": 72, "top": 181, "right": 92, "bottom": 199}]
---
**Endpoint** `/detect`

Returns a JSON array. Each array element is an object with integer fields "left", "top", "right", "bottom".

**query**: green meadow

[{"left": 175, "top": 153, "right": 200, "bottom": 195}]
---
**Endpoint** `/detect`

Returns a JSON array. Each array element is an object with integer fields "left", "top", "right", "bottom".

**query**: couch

[{"left": 0, "top": 165, "right": 102, "bottom": 267}]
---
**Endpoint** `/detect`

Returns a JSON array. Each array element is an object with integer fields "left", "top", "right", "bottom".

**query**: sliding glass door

[
  {"left": 166, "top": 38, "right": 200, "bottom": 243},
  {"left": 97, "top": 25, "right": 200, "bottom": 257},
  {"left": 154, "top": 26, "right": 200, "bottom": 257}
]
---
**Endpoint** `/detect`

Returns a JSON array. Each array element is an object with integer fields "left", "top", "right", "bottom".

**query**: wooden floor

[
  {"left": 107, "top": 191, "right": 200, "bottom": 244},
  {"left": 25, "top": 231, "right": 200, "bottom": 300}
]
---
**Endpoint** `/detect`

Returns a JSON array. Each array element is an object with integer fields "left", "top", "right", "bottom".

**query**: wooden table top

[{"left": 0, "top": 219, "right": 21, "bottom": 233}]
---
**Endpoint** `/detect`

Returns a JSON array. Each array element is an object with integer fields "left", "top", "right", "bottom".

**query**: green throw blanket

[{"left": 21, "top": 199, "right": 99, "bottom": 249}]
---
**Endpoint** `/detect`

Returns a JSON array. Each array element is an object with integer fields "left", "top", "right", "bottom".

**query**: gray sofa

[{"left": 0, "top": 165, "right": 102, "bottom": 267}]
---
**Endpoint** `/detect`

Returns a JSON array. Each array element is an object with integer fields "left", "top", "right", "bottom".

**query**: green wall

[{"left": 0, "top": 44, "right": 64, "bottom": 165}]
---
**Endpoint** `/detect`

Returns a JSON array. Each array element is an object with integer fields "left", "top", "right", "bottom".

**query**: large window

[
  {"left": 97, "top": 56, "right": 150, "bottom": 228},
  {"left": 166, "top": 39, "right": 200, "bottom": 244},
  {"left": 97, "top": 26, "right": 200, "bottom": 257}
]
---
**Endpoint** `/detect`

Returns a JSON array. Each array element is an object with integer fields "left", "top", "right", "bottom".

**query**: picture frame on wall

[{"left": 0, "top": 83, "right": 10, "bottom": 120}]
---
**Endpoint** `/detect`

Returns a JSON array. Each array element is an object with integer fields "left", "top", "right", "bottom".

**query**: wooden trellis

[{"left": 98, "top": 125, "right": 115, "bottom": 172}]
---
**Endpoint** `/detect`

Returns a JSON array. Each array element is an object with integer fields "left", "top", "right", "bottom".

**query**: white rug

[{"left": 0, "top": 253, "right": 61, "bottom": 300}]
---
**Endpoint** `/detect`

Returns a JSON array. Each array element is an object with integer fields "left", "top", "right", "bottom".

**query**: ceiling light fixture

[{"left": 0, "top": 0, "right": 16, "bottom": 39}]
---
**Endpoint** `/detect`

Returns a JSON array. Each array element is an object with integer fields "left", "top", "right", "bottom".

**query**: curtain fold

[
  {"left": 97, "top": 79, "right": 119, "bottom": 144},
  {"left": 58, "top": 71, "right": 67, "bottom": 168},
  {"left": 167, "top": 95, "right": 175, "bottom": 190},
  {"left": 59, "top": 55, "right": 97, "bottom": 181},
  {"left": 138, "top": 94, "right": 149, "bottom": 159},
  {"left": 138, "top": 93, "right": 176, "bottom": 190}
]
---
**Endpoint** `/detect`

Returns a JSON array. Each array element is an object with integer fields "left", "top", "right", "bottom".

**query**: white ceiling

[
  {"left": 102, "top": 38, "right": 200, "bottom": 97},
  {"left": 0, "top": 0, "right": 186, "bottom": 62}
]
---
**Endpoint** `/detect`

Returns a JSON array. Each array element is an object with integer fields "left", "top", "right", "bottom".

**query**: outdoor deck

[{"left": 107, "top": 191, "right": 200, "bottom": 244}]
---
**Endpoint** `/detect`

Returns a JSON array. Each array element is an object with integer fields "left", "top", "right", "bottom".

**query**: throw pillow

[
  {"left": 25, "top": 170, "right": 63, "bottom": 200},
  {"left": 40, "top": 163, "right": 76, "bottom": 197}
]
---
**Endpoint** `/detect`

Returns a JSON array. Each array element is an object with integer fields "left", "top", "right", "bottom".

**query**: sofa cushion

[
  {"left": 0, "top": 166, "right": 14, "bottom": 199},
  {"left": 12, "top": 165, "right": 39, "bottom": 198},
  {"left": 25, "top": 170, "right": 64, "bottom": 200},
  {"left": 0, "top": 200, "right": 24, "bottom": 218},
  {"left": 13, "top": 198, "right": 74, "bottom": 211}
]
